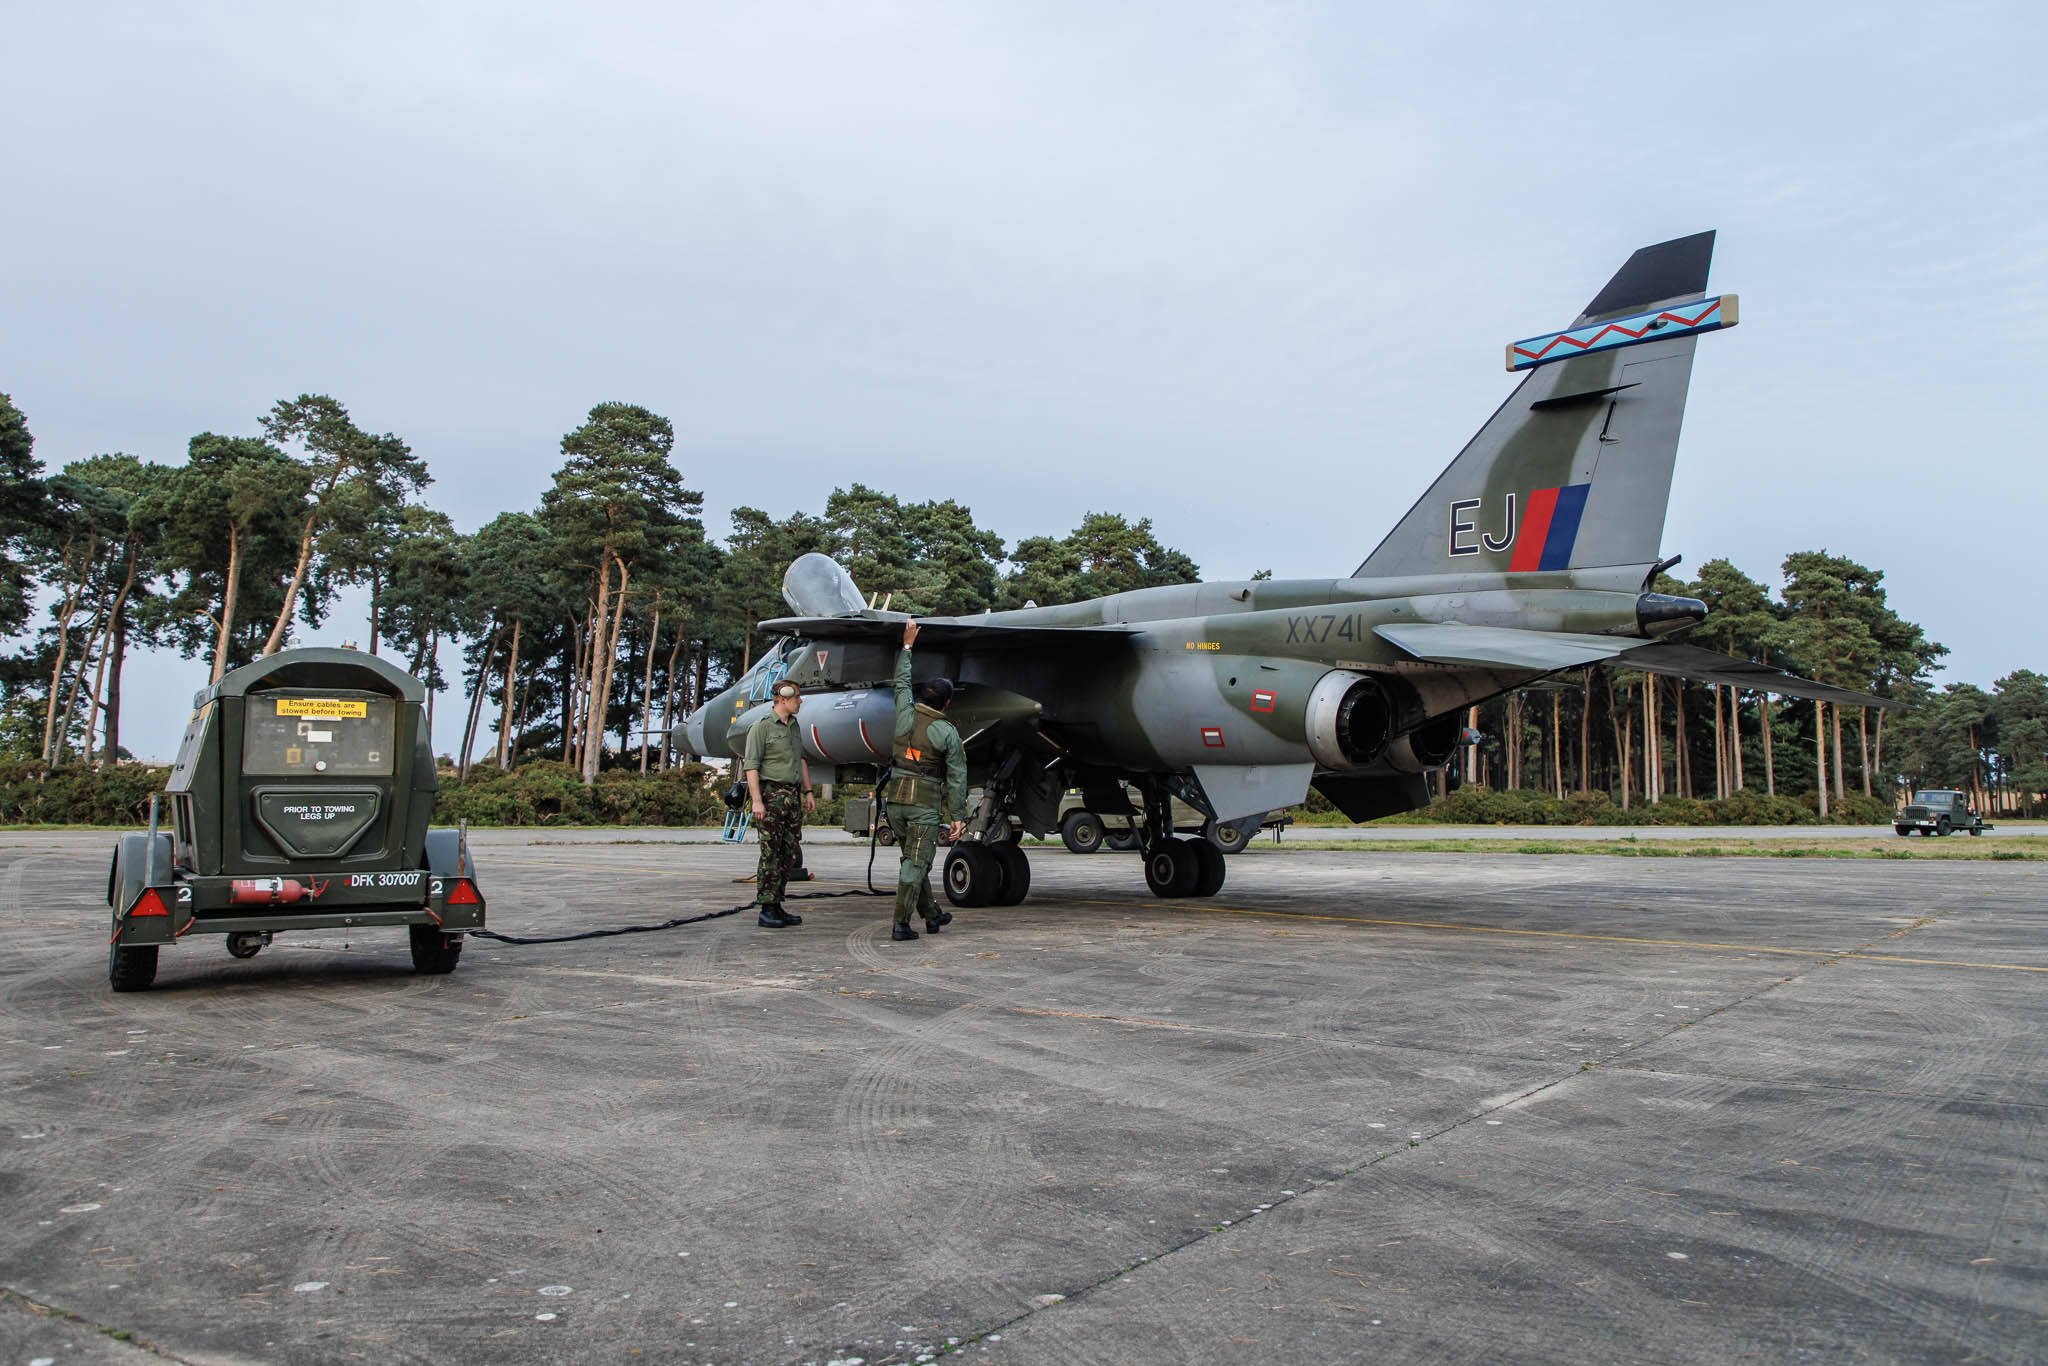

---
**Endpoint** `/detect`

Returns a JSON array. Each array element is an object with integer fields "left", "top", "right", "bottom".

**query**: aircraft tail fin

[{"left": 1353, "top": 232, "right": 1732, "bottom": 583}]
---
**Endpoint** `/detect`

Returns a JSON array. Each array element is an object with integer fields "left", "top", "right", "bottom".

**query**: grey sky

[{"left": 5, "top": 2, "right": 2044, "bottom": 761}]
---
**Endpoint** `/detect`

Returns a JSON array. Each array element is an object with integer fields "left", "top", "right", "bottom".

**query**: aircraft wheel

[
  {"left": 1144, "top": 841, "right": 1199, "bottom": 898},
  {"left": 1060, "top": 811, "right": 1104, "bottom": 855},
  {"left": 410, "top": 925, "right": 463, "bottom": 974},
  {"left": 109, "top": 939, "right": 158, "bottom": 992},
  {"left": 1188, "top": 839, "right": 1227, "bottom": 897},
  {"left": 1104, "top": 828, "right": 1138, "bottom": 852},
  {"left": 944, "top": 845, "right": 1002, "bottom": 907},
  {"left": 992, "top": 844, "right": 1031, "bottom": 904}
]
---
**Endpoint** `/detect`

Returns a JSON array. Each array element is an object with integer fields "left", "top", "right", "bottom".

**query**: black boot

[
  {"left": 922, "top": 916, "right": 942, "bottom": 934},
  {"left": 890, "top": 923, "right": 919, "bottom": 941},
  {"left": 758, "top": 905, "right": 794, "bottom": 928},
  {"left": 779, "top": 906, "right": 803, "bottom": 925},
  {"left": 931, "top": 911, "right": 954, "bottom": 926}
]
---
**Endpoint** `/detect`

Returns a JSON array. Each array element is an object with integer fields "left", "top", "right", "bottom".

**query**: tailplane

[{"left": 1354, "top": 232, "right": 1733, "bottom": 583}]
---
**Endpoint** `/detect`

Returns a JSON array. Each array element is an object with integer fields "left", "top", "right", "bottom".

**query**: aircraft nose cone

[{"left": 1636, "top": 592, "right": 1706, "bottom": 637}]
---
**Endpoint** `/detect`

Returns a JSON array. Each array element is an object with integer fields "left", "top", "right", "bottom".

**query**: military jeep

[
  {"left": 1893, "top": 790, "right": 1989, "bottom": 837},
  {"left": 105, "top": 647, "right": 485, "bottom": 991}
]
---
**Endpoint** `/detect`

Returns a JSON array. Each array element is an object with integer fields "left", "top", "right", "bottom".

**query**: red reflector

[
  {"left": 446, "top": 879, "right": 480, "bottom": 906},
  {"left": 130, "top": 888, "right": 170, "bottom": 917}
]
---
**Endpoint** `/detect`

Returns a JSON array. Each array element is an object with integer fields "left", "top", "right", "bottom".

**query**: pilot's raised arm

[{"left": 894, "top": 621, "right": 920, "bottom": 734}]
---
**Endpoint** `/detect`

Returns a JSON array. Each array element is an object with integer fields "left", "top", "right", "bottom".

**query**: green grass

[{"left": 1238, "top": 836, "right": 2048, "bottom": 861}]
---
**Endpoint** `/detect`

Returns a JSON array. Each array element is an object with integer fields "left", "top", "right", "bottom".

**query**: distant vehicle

[
  {"left": 104, "top": 647, "right": 485, "bottom": 991},
  {"left": 1894, "top": 790, "right": 1989, "bottom": 837},
  {"left": 1057, "top": 786, "right": 1288, "bottom": 855}
]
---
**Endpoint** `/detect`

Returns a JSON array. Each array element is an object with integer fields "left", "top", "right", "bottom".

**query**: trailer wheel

[
  {"left": 410, "top": 925, "right": 463, "bottom": 974},
  {"left": 109, "top": 940, "right": 158, "bottom": 992}
]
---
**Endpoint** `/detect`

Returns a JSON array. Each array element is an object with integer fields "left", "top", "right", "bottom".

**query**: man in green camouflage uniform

[
  {"left": 883, "top": 622, "right": 967, "bottom": 941},
  {"left": 744, "top": 680, "right": 816, "bottom": 929}
]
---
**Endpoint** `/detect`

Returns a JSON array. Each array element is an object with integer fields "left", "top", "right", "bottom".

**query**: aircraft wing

[
  {"left": 1374, "top": 623, "right": 1900, "bottom": 708},
  {"left": 1375, "top": 622, "right": 1635, "bottom": 672},
  {"left": 758, "top": 614, "right": 1136, "bottom": 649}
]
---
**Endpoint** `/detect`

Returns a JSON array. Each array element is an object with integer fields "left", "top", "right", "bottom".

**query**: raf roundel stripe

[{"left": 1509, "top": 483, "right": 1590, "bottom": 572}]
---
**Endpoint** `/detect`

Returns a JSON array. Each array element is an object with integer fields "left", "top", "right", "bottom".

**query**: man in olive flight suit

[
  {"left": 884, "top": 622, "right": 967, "bottom": 941},
  {"left": 744, "top": 680, "right": 816, "bottom": 928}
]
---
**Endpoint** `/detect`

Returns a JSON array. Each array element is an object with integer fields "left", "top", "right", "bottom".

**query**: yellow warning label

[{"left": 275, "top": 698, "right": 367, "bottom": 719}]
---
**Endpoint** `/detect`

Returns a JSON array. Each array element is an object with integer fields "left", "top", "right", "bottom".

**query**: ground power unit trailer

[{"left": 106, "top": 647, "right": 485, "bottom": 990}]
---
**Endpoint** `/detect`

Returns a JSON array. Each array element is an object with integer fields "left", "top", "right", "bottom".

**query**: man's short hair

[
  {"left": 917, "top": 677, "right": 953, "bottom": 709},
  {"left": 773, "top": 682, "right": 800, "bottom": 700}
]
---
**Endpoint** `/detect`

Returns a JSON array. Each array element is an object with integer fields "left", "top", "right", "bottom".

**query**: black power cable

[
  {"left": 469, "top": 884, "right": 889, "bottom": 946},
  {"left": 473, "top": 781, "right": 897, "bottom": 948}
]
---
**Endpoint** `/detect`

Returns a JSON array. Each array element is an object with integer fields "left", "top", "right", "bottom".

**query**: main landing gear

[
  {"left": 1143, "top": 837, "right": 1225, "bottom": 898},
  {"left": 943, "top": 841, "right": 1030, "bottom": 908},
  {"left": 943, "top": 752, "right": 1229, "bottom": 906},
  {"left": 1133, "top": 775, "right": 1226, "bottom": 900}
]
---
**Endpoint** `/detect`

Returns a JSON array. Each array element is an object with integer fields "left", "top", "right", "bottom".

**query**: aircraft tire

[
  {"left": 1188, "top": 839, "right": 1226, "bottom": 897},
  {"left": 1060, "top": 811, "right": 1104, "bottom": 855},
  {"left": 1144, "top": 841, "right": 1199, "bottom": 898},
  {"left": 109, "top": 939, "right": 158, "bottom": 993},
  {"left": 992, "top": 844, "right": 1031, "bottom": 904},
  {"left": 410, "top": 925, "right": 463, "bottom": 974},
  {"left": 944, "top": 845, "right": 1001, "bottom": 908}
]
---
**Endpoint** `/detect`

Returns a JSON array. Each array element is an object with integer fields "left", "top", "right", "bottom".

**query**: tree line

[
  {"left": 0, "top": 392, "right": 1199, "bottom": 781},
  {"left": 2, "top": 390, "right": 2040, "bottom": 816},
  {"left": 1453, "top": 555, "right": 2043, "bottom": 817}
]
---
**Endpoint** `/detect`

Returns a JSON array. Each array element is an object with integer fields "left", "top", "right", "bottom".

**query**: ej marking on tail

[{"left": 1448, "top": 484, "right": 1590, "bottom": 571}]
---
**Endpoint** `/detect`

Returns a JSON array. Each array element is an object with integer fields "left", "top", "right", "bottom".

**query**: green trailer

[{"left": 105, "top": 647, "right": 485, "bottom": 991}]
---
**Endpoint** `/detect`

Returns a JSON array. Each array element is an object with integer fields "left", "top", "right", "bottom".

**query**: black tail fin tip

[{"left": 1578, "top": 231, "right": 1715, "bottom": 322}]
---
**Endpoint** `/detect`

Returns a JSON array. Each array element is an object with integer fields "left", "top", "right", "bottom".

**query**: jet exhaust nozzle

[{"left": 1636, "top": 593, "right": 1706, "bottom": 637}]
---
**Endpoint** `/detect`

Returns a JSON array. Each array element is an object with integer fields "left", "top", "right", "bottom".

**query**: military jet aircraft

[{"left": 686, "top": 232, "right": 1884, "bottom": 907}]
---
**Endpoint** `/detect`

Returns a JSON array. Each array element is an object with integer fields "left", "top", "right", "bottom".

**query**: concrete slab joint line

[{"left": 2, "top": 1286, "right": 192, "bottom": 1363}]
